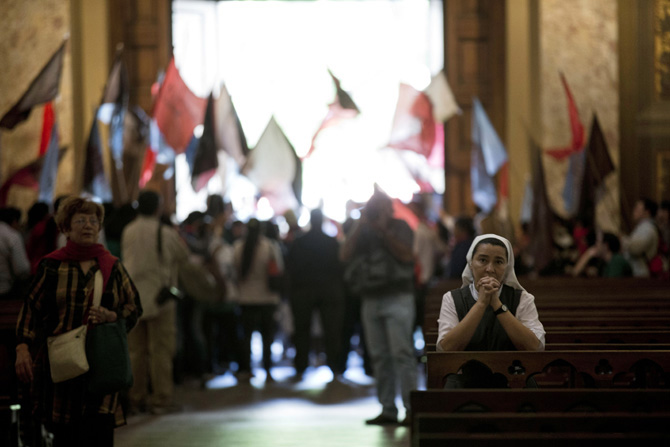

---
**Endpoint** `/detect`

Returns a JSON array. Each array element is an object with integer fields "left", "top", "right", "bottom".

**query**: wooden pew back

[{"left": 426, "top": 350, "right": 670, "bottom": 389}]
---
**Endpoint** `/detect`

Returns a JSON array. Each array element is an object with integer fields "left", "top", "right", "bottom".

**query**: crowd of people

[{"left": 3, "top": 191, "right": 669, "bottom": 445}]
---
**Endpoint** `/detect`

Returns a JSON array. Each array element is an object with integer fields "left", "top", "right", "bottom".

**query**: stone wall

[{"left": 0, "top": 0, "right": 74, "bottom": 210}]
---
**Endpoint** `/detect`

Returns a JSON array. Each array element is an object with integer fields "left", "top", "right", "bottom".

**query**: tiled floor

[{"left": 115, "top": 365, "right": 414, "bottom": 447}]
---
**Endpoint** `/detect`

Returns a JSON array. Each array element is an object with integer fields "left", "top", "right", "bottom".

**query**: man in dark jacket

[{"left": 287, "top": 209, "right": 344, "bottom": 379}]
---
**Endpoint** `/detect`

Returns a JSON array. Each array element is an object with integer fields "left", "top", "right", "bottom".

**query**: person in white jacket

[{"left": 122, "top": 190, "right": 189, "bottom": 415}]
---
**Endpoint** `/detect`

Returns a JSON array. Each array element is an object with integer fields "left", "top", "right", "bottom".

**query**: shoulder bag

[
  {"left": 47, "top": 271, "right": 100, "bottom": 383},
  {"left": 46, "top": 323, "right": 89, "bottom": 383},
  {"left": 86, "top": 270, "right": 134, "bottom": 394}
]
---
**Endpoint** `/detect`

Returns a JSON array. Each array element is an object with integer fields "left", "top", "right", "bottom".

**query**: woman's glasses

[{"left": 72, "top": 218, "right": 100, "bottom": 227}]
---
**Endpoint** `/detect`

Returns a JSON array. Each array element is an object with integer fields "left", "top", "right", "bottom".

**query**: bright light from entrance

[{"left": 172, "top": 0, "right": 443, "bottom": 223}]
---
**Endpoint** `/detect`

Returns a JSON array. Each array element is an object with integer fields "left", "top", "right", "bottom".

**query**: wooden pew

[
  {"left": 424, "top": 329, "right": 670, "bottom": 352},
  {"left": 411, "top": 388, "right": 670, "bottom": 414},
  {"left": 424, "top": 341, "right": 670, "bottom": 353},
  {"left": 415, "top": 431, "right": 670, "bottom": 446},
  {"left": 425, "top": 350, "right": 670, "bottom": 389},
  {"left": 423, "top": 278, "right": 670, "bottom": 331},
  {"left": 546, "top": 329, "right": 670, "bottom": 344},
  {"left": 410, "top": 389, "right": 670, "bottom": 447}
]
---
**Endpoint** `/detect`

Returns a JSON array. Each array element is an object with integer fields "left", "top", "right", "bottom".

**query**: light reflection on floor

[{"left": 117, "top": 338, "right": 420, "bottom": 447}]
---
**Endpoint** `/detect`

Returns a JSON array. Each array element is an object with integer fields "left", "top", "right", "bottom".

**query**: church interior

[{"left": 2, "top": 1, "right": 670, "bottom": 446}]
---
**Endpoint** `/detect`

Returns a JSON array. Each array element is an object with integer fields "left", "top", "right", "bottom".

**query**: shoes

[
  {"left": 365, "top": 414, "right": 398, "bottom": 425},
  {"left": 400, "top": 414, "right": 411, "bottom": 426}
]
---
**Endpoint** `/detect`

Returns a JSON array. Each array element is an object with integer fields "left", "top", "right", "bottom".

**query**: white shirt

[
  {"left": 121, "top": 216, "right": 189, "bottom": 319},
  {"left": 0, "top": 222, "right": 30, "bottom": 294},
  {"left": 436, "top": 284, "right": 546, "bottom": 351},
  {"left": 622, "top": 218, "right": 659, "bottom": 277},
  {"left": 233, "top": 236, "right": 283, "bottom": 305}
]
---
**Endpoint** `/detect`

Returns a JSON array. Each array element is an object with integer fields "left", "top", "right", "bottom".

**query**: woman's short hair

[
  {"left": 55, "top": 196, "right": 104, "bottom": 233},
  {"left": 472, "top": 237, "right": 508, "bottom": 261}
]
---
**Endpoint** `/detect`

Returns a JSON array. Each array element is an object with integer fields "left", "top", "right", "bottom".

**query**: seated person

[
  {"left": 437, "top": 234, "right": 545, "bottom": 352},
  {"left": 571, "top": 232, "right": 633, "bottom": 278}
]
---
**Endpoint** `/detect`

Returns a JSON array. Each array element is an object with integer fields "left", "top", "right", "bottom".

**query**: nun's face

[{"left": 470, "top": 243, "right": 508, "bottom": 284}]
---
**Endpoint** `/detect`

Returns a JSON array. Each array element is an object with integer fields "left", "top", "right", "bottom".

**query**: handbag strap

[{"left": 93, "top": 270, "right": 103, "bottom": 307}]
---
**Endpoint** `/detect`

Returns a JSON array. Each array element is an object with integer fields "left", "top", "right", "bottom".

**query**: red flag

[
  {"left": 0, "top": 42, "right": 66, "bottom": 130},
  {"left": 546, "top": 72, "right": 585, "bottom": 160},
  {"left": 392, "top": 199, "right": 419, "bottom": 231},
  {"left": 304, "top": 70, "right": 359, "bottom": 159},
  {"left": 138, "top": 145, "right": 157, "bottom": 189},
  {"left": 152, "top": 58, "right": 207, "bottom": 154},
  {"left": 388, "top": 83, "right": 436, "bottom": 158},
  {"left": 38, "top": 104, "right": 60, "bottom": 204},
  {"left": 39, "top": 103, "right": 55, "bottom": 157}
]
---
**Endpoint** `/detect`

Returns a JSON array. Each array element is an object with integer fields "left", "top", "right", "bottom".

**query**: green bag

[{"left": 86, "top": 318, "right": 133, "bottom": 395}]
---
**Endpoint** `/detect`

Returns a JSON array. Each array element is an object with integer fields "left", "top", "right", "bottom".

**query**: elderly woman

[
  {"left": 15, "top": 196, "right": 141, "bottom": 447},
  {"left": 437, "top": 234, "right": 545, "bottom": 353}
]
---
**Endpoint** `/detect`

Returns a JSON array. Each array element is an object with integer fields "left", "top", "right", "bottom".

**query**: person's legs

[
  {"left": 361, "top": 297, "right": 397, "bottom": 421},
  {"left": 382, "top": 293, "right": 417, "bottom": 415},
  {"left": 237, "top": 305, "right": 255, "bottom": 374},
  {"left": 290, "top": 290, "right": 312, "bottom": 374},
  {"left": 319, "top": 289, "right": 344, "bottom": 375},
  {"left": 258, "top": 304, "right": 277, "bottom": 375},
  {"left": 148, "top": 306, "right": 177, "bottom": 410},
  {"left": 127, "top": 319, "right": 149, "bottom": 411}
]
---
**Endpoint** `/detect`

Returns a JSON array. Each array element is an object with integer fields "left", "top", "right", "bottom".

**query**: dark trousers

[
  {"left": 290, "top": 288, "right": 344, "bottom": 374},
  {"left": 239, "top": 304, "right": 276, "bottom": 372},
  {"left": 50, "top": 413, "right": 115, "bottom": 447},
  {"left": 336, "top": 292, "right": 371, "bottom": 375},
  {"left": 202, "top": 303, "right": 243, "bottom": 373}
]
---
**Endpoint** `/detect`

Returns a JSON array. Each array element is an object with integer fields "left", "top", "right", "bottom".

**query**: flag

[
  {"left": 519, "top": 177, "right": 533, "bottom": 224},
  {"left": 39, "top": 102, "right": 56, "bottom": 156},
  {"left": 392, "top": 198, "right": 420, "bottom": 231},
  {"left": 584, "top": 114, "right": 615, "bottom": 187},
  {"left": 242, "top": 117, "right": 302, "bottom": 213},
  {"left": 388, "top": 83, "right": 436, "bottom": 158},
  {"left": 97, "top": 53, "right": 130, "bottom": 205},
  {"left": 82, "top": 114, "right": 113, "bottom": 202},
  {"left": 121, "top": 106, "right": 150, "bottom": 202},
  {"left": 214, "top": 83, "right": 249, "bottom": 167},
  {"left": 152, "top": 58, "right": 207, "bottom": 153},
  {"left": 0, "top": 161, "right": 41, "bottom": 207},
  {"left": 562, "top": 149, "right": 586, "bottom": 217},
  {"left": 191, "top": 94, "right": 218, "bottom": 192},
  {"left": 470, "top": 98, "right": 508, "bottom": 213},
  {"left": 470, "top": 143, "right": 498, "bottom": 214},
  {"left": 527, "top": 140, "right": 555, "bottom": 273},
  {"left": 38, "top": 104, "right": 60, "bottom": 204},
  {"left": 546, "top": 72, "right": 585, "bottom": 160},
  {"left": 423, "top": 70, "right": 461, "bottom": 122},
  {"left": 0, "top": 149, "right": 67, "bottom": 207},
  {"left": 0, "top": 42, "right": 66, "bottom": 129},
  {"left": 97, "top": 53, "right": 129, "bottom": 166},
  {"left": 575, "top": 114, "right": 615, "bottom": 226},
  {"left": 304, "top": 70, "right": 359, "bottom": 159}
]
